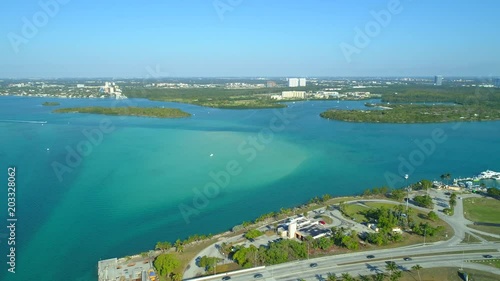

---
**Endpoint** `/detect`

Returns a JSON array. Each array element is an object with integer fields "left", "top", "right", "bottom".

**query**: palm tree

[
  {"left": 446, "top": 173, "right": 452, "bottom": 184},
  {"left": 174, "top": 239, "right": 184, "bottom": 253},
  {"left": 389, "top": 270, "right": 402, "bottom": 281},
  {"left": 411, "top": 264, "right": 422, "bottom": 281},
  {"left": 327, "top": 272, "right": 337, "bottom": 281},
  {"left": 358, "top": 274, "right": 370, "bottom": 281},
  {"left": 371, "top": 273, "right": 385, "bottom": 281},
  {"left": 340, "top": 272, "right": 354, "bottom": 281},
  {"left": 385, "top": 262, "right": 398, "bottom": 274}
]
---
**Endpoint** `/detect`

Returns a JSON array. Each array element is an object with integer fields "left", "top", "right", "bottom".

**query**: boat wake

[{"left": 0, "top": 119, "right": 47, "bottom": 124}]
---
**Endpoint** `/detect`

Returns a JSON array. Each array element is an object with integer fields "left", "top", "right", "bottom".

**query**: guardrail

[{"left": 184, "top": 266, "right": 266, "bottom": 281}]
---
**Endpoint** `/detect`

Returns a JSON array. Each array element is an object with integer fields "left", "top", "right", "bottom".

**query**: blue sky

[{"left": 1, "top": 0, "right": 499, "bottom": 78}]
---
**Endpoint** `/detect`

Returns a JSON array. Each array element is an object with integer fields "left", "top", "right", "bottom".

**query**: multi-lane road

[{"left": 186, "top": 191, "right": 500, "bottom": 280}]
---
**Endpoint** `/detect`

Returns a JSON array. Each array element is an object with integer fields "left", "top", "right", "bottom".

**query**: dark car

[
  {"left": 254, "top": 273, "right": 263, "bottom": 278},
  {"left": 366, "top": 255, "right": 375, "bottom": 259},
  {"left": 310, "top": 263, "right": 318, "bottom": 268},
  {"left": 484, "top": 255, "right": 493, "bottom": 258},
  {"left": 222, "top": 276, "right": 231, "bottom": 281},
  {"left": 403, "top": 257, "right": 412, "bottom": 261}
]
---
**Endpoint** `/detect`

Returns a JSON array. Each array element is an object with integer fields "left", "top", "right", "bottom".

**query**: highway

[
  {"left": 185, "top": 191, "right": 500, "bottom": 280},
  {"left": 198, "top": 242, "right": 500, "bottom": 281}
]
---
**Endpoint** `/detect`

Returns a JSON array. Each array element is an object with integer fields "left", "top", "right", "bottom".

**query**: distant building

[
  {"left": 299, "top": 78, "right": 307, "bottom": 87},
  {"left": 288, "top": 78, "right": 299, "bottom": 87},
  {"left": 494, "top": 78, "right": 500, "bottom": 88},
  {"left": 434, "top": 75, "right": 443, "bottom": 86},
  {"left": 288, "top": 78, "right": 306, "bottom": 87},
  {"left": 266, "top": 81, "right": 277, "bottom": 88},
  {"left": 282, "top": 91, "right": 306, "bottom": 99},
  {"left": 77, "top": 84, "right": 85, "bottom": 88}
]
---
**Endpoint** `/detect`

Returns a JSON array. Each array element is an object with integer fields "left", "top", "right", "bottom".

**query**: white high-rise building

[
  {"left": 288, "top": 78, "right": 299, "bottom": 87},
  {"left": 299, "top": 78, "right": 306, "bottom": 87}
]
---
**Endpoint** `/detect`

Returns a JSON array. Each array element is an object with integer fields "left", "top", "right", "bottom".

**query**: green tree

[
  {"left": 391, "top": 189, "right": 405, "bottom": 201},
  {"left": 372, "top": 273, "right": 386, "bottom": 281},
  {"left": 327, "top": 272, "right": 337, "bottom": 281},
  {"left": 244, "top": 229, "right": 263, "bottom": 240},
  {"left": 449, "top": 197, "right": 457, "bottom": 208},
  {"left": 174, "top": 239, "right": 184, "bottom": 253},
  {"left": 156, "top": 241, "right": 172, "bottom": 252},
  {"left": 419, "top": 179, "right": 432, "bottom": 190},
  {"left": 412, "top": 264, "right": 422, "bottom": 281},
  {"left": 199, "top": 256, "right": 221, "bottom": 273},
  {"left": 389, "top": 270, "right": 402, "bottom": 281},
  {"left": 154, "top": 253, "right": 180, "bottom": 277},
  {"left": 341, "top": 272, "right": 354, "bottom": 281},
  {"left": 427, "top": 211, "right": 438, "bottom": 221},
  {"left": 413, "top": 195, "right": 433, "bottom": 208},
  {"left": 385, "top": 262, "right": 398, "bottom": 274}
]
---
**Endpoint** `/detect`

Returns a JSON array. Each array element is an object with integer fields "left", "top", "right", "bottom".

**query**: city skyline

[{"left": 1, "top": 0, "right": 500, "bottom": 78}]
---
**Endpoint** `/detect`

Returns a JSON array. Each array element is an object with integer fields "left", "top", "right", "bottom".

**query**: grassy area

[
  {"left": 468, "top": 225, "right": 500, "bottom": 236},
  {"left": 470, "top": 231, "right": 500, "bottom": 242},
  {"left": 343, "top": 203, "right": 369, "bottom": 222},
  {"left": 167, "top": 238, "right": 218, "bottom": 279},
  {"left": 320, "top": 215, "right": 333, "bottom": 224},
  {"left": 392, "top": 267, "right": 499, "bottom": 281},
  {"left": 463, "top": 197, "right": 500, "bottom": 224},
  {"left": 470, "top": 259, "right": 500, "bottom": 269},
  {"left": 460, "top": 233, "right": 483, "bottom": 243}
]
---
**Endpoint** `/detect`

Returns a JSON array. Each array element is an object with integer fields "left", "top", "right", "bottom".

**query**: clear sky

[{"left": 1, "top": 0, "right": 499, "bottom": 78}]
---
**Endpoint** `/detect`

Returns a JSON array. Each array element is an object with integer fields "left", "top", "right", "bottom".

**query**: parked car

[
  {"left": 319, "top": 221, "right": 326, "bottom": 225},
  {"left": 254, "top": 273, "right": 263, "bottom": 278},
  {"left": 222, "top": 276, "right": 231, "bottom": 280}
]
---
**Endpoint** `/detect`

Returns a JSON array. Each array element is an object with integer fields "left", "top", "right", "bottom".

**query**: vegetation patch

[
  {"left": 42, "top": 101, "right": 60, "bottom": 106},
  {"left": 53, "top": 106, "right": 191, "bottom": 118},
  {"left": 463, "top": 197, "right": 500, "bottom": 224}
]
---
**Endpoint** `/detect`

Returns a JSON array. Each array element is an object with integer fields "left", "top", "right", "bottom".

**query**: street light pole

[{"left": 423, "top": 227, "right": 427, "bottom": 246}]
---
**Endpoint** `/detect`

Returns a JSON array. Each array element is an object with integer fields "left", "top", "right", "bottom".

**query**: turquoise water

[{"left": 0, "top": 96, "right": 499, "bottom": 281}]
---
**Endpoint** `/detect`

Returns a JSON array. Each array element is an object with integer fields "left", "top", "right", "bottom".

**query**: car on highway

[
  {"left": 222, "top": 276, "right": 231, "bottom": 281},
  {"left": 254, "top": 273, "right": 263, "bottom": 278},
  {"left": 310, "top": 263, "right": 318, "bottom": 268},
  {"left": 403, "top": 257, "right": 412, "bottom": 261},
  {"left": 319, "top": 220, "right": 326, "bottom": 225},
  {"left": 483, "top": 255, "right": 493, "bottom": 258},
  {"left": 366, "top": 255, "right": 375, "bottom": 259}
]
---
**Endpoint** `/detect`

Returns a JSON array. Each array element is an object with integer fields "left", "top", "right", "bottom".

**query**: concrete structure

[
  {"left": 77, "top": 84, "right": 85, "bottom": 88},
  {"left": 288, "top": 222, "right": 297, "bottom": 239},
  {"left": 98, "top": 256, "right": 153, "bottom": 281},
  {"left": 288, "top": 78, "right": 299, "bottom": 87},
  {"left": 434, "top": 75, "right": 443, "bottom": 86},
  {"left": 299, "top": 78, "right": 306, "bottom": 87},
  {"left": 282, "top": 91, "right": 306, "bottom": 99}
]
